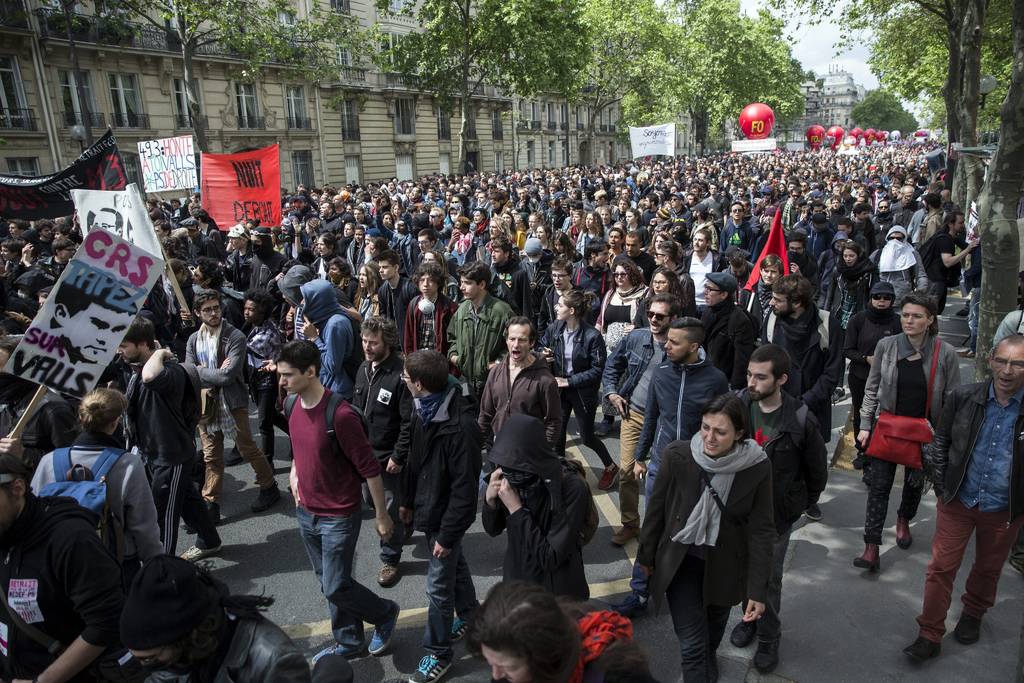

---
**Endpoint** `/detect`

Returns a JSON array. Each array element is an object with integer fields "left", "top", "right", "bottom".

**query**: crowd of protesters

[{"left": 0, "top": 141, "right": 1022, "bottom": 683}]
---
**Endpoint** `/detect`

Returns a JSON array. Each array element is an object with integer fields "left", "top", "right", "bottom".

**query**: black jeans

[
  {"left": 848, "top": 371, "right": 867, "bottom": 436},
  {"left": 556, "top": 388, "right": 614, "bottom": 467},
  {"left": 379, "top": 469, "right": 405, "bottom": 566},
  {"left": 741, "top": 523, "right": 792, "bottom": 644},
  {"left": 863, "top": 457, "right": 923, "bottom": 545},
  {"left": 927, "top": 279, "right": 949, "bottom": 315},
  {"left": 148, "top": 456, "right": 221, "bottom": 553},
  {"left": 665, "top": 554, "right": 731, "bottom": 683}
]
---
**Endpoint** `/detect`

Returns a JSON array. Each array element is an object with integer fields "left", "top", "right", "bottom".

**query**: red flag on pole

[{"left": 745, "top": 209, "right": 790, "bottom": 291}]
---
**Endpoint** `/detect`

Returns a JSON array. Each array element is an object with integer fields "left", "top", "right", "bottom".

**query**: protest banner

[
  {"left": 0, "top": 130, "right": 127, "bottom": 219},
  {"left": 628, "top": 123, "right": 675, "bottom": 159},
  {"left": 200, "top": 144, "right": 281, "bottom": 228},
  {"left": 730, "top": 138, "right": 777, "bottom": 153},
  {"left": 137, "top": 135, "right": 198, "bottom": 194},
  {"left": 5, "top": 219, "right": 163, "bottom": 398}
]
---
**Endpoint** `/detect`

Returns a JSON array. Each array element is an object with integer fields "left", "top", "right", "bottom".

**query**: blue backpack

[{"left": 39, "top": 447, "right": 126, "bottom": 563}]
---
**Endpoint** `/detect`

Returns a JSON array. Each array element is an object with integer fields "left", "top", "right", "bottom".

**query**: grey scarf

[{"left": 672, "top": 434, "right": 767, "bottom": 547}]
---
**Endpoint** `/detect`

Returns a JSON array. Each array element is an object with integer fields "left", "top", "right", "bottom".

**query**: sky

[{"left": 739, "top": 0, "right": 879, "bottom": 90}]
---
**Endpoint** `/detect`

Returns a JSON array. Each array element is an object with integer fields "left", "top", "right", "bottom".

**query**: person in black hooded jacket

[
  {"left": 0, "top": 455, "right": 129, "bottom": 683},
  {"left": 701, "top": 272, "right": 756, "bottom": 389},
  {"left": 482, "top": 415, "right": 590, "bottom": 601}
]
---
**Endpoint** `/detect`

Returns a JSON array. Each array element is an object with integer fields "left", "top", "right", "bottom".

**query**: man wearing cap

[
  {"left": 701, "top": 271, "right": 757, "bottom": 389},
  {"left": 225, "top": 224, "right": 253, "bottom": 290},
  {"left": 0, "top": 454, "right": 129, "bottom": 682},
  {"left": 121, "top": 556, "right": 309, "bottom": 681}
]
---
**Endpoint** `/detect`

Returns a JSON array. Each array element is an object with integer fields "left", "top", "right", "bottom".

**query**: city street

[{"left": 195, "top": 302, "right": 1023, "bottom": 682}]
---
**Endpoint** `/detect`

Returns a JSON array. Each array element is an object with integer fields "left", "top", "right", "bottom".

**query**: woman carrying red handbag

[{"left": 854, "top": 291, "right": 960, "bottom": 572}]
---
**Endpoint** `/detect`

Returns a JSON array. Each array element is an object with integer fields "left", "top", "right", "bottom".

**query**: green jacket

[{"left": 447, "top": 294, "right": 514, "bottom": 395}]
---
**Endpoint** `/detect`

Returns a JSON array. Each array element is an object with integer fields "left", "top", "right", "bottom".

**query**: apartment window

[
  {"left": 277, "top": 10, "right": 295, "bottom": 25},
  {"left": 235, "top": 82, "right": 261, "bottom": 129},
  {"left": 292, "top": 150, "right": 314, "bottom": 186},
  {"left": 341, "top": 99, "right": 360, "bottom": 140},
  {"left": 380, "top": 33, "right": 402, "bottom": 68},
  {"left": 437, "top": 108, "right": 451, "bottom": 140},
  {"left": 172, "top": 78, "right": 202, "bottom": 128},
  {"left": 530, "top": 101, "right": 539, "bottom": 122},
  {"left": 6, "top": 157, "right": 39, "bottom": 175},
  {"left": 337, "top": 48, "right": 352, "bottom": 67},
  {"left": 388, "top": 0, "right": 404, "bottom": 12},
  {"left": 0, "top": 57, "right": 27, "bottom": 113},
  {"left": 526, "top": 140, "right": 534, "bottom": 166},
  {"left": 395, "top": 152, "right": 413, "bottom": 181},
  {"left": 344, "top": 155, "right": 361, "bottom": 184},
  {"left": 285, "top": 86, "right": 309, "bottom": 128},
  {"left": 560, "top": 103, "right": 568, "bottom": 129},
  {"left": 494, "top": 151, "right": 504, "bottom": 172},
  {"left": 122, "top": 151, "right": 141, "bottom": 185},
  {"left": 108, "top": 73, "right": 144, "bottom": 128},
  {"left": 465, "top": 108, "right": 477, "bottom": 139},
  {"left": 547, "top": 140, "right": 555, "bottom": 166},
  {"left": 546, "top": 102, "right": 555, "bottom": 124},
  {"left": 59, "top": 69, "right": 95, "bottom": 125},
  {"left": 519, "top": 101, "right": 529, "bottom": 120},
  {"left": 439, "top": 152, "right": 450, "bottom": 175},
  {"left": 394, "top": 97, "right": 415, "bottom": 135},
  {"left": 491, "top": 110, "right": 503, "bottom": 140},
  {"left": 330, "top": 0, "right": 351, "bottom": 12}
]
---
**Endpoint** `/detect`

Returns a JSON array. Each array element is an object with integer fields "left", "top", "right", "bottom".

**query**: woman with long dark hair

[{"left": 825, "top": 240, "right": 877, "bottom": 330}]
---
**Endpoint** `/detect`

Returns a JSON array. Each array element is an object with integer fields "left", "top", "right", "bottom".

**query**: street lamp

[
  {"left": 69, "top": 124, "right": 87, "bottom": 152},
  {"left": 979, "top": 74, "right": 997, "bottom": 109}
]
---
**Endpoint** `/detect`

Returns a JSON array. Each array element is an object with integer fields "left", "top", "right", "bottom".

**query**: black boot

[
  {"left": 251, "top": 482, "right": 281, "bottom": 513},
  {"left": 225, "top": 446, "right": 243, "bottom": 467},
  {"left": 902, "top": 636, "right": 940, "bottom": 661},
  {"left": 753, "top": 639, "right": 780, "bottom": 674}
]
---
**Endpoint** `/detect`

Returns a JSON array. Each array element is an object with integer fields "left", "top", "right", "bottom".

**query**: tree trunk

[
  {"left": 177, "top": 9, "right": 210, "bottom": 152},
  {"left": 954, "top": 0, "right": 986, "bottom": 210},
  {"left": 691, "top": 107, "right": 709, "bottom": 154},
  {"left": 457, "top": 92, "right": 470, "bottom": 173},
  {"left": 975, "top": 0, "right": 1024, "bottom": 373},
  {"left": 585, "top": 106, "right": 598, "bottom": 166},
  {"left": 944, "top": 21, "right": 964, "bottom": 194},
  {"left": 62, "top": 0, "right": 93, "bottom": 145}
]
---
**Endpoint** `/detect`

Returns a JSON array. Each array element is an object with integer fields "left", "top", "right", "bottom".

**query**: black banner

[{"left": 0, "top": 130, "right": 127, "bottom": 219}]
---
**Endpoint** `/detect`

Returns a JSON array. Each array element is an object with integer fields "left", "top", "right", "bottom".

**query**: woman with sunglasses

[
  {"left": 872, "top": 225, "right": 928, "bottom": 301},
  {"left": 636, "top": 265, "right": 697, "bottom": 325}
]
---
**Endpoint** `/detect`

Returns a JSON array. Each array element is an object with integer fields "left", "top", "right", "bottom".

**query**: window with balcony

[
  {"left": 465, "top": 107, "right": 477, "bottom": 139},
  {"left": 547, "top": 140, "right": 555, "bottom": 166},
  {"left": 292, "top": 150, "right": 314, "bottom": 186},
  {"left": 491, "top": 110, "right": 503, "bottom": 140},
  {"left": 526, "top": 140, "right": 534, "bottom": 166},
  {"left": 560, "top": 103, "right": 568, "bottom": 130},
  {"left": 337, "top": 48, "right": 352, "bottom": 67},
  {"left": 341, "top": 99, "right": 360, "bottom": 140},
  {"left": 0, "top": 57, "right": 31, "bottom": 130},
  {"left": 59, "top": 69, "right": 99, "bottom": 127},
  {"left": 394, "top": 97, "right": 415, "bottom": 135},
  {"left": 6, "top": 157, "right": 39, "bottom": 175},
  {"left": 108, "top": 73, "right": 146, "bottom": 128},
  {"left": 286, "top": 85, "right": 310, "bottom": 129},
  {"left": 172, "top": 78, "right": 203, "bottom": 129},
  {"left": 122, "top": 151, "right": 141, "bottom": 185},
  {"left": 235, "top": 82, "right": 262, "bottom": 129},
  {"left": 330, "top": 0, "right": 351, "bottom": 12},
  {"left": 437, "top": 107, "right": 451, "bottom": 140}
]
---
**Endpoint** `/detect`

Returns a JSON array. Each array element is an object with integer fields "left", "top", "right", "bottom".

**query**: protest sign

[
  {"left": 629, "top": 123, "right": 675, "bottom": 158},
  {"left": 6, "top": 224, "right": 163, "bottom": 397},
  {"left": 137, "top": 135, "right": 197, "bottom": 193},
  {"left": 0, "top": 130, "right": 127, "bottom": 219},
  {"left": 730, "top": 138, "right": 777, "bottom": 153},
  {"left": 200, "top": 144, "right": 281, "bottom": 228},
  {"left": 72, "top": 183, "right": 164, "bottom": 257}
]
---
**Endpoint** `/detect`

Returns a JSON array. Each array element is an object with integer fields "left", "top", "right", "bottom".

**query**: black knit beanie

[{"left": 120, "top": 555, "right": 212, "bottom": 649}]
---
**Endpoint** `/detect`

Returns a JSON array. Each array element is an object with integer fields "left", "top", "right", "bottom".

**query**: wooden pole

[{"left": 6, "top": 385, "right": 48, "bottom": 440}]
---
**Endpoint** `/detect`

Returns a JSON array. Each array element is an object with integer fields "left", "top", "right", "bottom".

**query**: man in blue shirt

[{"left": 905, "top": 334, "right": 1024, "bottom": 661}]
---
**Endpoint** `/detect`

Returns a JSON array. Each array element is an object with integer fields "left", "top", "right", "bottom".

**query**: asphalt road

[{"left": 194, "top": 297, "right": 1024, "bottom": 682}]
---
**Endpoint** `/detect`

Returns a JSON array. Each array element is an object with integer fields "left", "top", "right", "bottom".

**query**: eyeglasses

[
  {"left": 647, "top": 311, "right": 668, "bottom": 321},
  {"left": 614, "top": 272, "right": 629, "bottom": 278},
  {"left": 871, "top": 294, "right": 893, "bottom": 301},
  {"left": 704, "top": 286, "right": 722, "bottom": 293},
  {"left": 990, "top": 357, "right": 1024, "bottom": 371},
  {"left": 551, "top": 272, "right": 568, "bottom": 279}
]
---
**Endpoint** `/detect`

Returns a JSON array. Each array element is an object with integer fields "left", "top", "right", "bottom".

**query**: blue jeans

[
  {"left": 424, "top": 533, "right": 478, "bottom": 661},
  {"left": 297, "top": 506, "right": 393, "bottom": 650},
  {"left": 629, "top": 453, "right": 661, "bottom": 595}
]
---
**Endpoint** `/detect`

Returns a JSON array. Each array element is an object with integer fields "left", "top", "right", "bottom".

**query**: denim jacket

[{"left": 601, "top": 327, "right": 657, "bottom": 401}]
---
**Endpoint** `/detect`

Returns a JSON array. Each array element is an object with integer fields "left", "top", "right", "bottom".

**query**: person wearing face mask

[
  {"left": 249, "top": 227, "right": 288, "bottom": 291},
  {"left": 842, "top": 282, "right": 902, "bottom": 473},
  {"left": 636, "top": 393, "right": 774, "bottom": 683},
  {"left": 871, "top": 225, "right": 928, "bottom": 302},
  {"left": 121, "top": 555, "right": 310, "bottom": 682},
  {"left": 482, "top": 415, "right": 590, "bottom": 600}
]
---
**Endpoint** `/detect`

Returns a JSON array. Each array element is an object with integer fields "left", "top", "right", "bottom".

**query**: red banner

[
  {"left": 745, "top": 209, "right": 790, "bottom": 292},
  {"left": 200, "top": 144, "right": 281, "bottom": 229}
]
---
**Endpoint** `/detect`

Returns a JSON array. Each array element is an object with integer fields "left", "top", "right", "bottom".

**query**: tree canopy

[{"left": 851, "top": 90, "right": 919, "bottom": 132}]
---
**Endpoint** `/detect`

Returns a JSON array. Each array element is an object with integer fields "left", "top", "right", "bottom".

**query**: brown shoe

[
  {"left": 377, "top": 563, "right": 400, "bottom": 588},
  {"left": 611, "top": 525, "right": 639, "bottom": 546},
  {"left": 597, "top": 464, "right": 620, "bottom": 491}
]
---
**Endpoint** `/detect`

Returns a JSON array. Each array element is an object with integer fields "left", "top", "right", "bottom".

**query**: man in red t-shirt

[{"left": 277, "top": 340, "right": 399, "bottom": 664}]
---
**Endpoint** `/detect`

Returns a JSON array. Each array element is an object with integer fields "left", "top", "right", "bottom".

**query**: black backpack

[
  {"left": 560, "top": 458, "right": 599, "bottom": 546},
  {"left": 284, "top": 392, "right": 369, "bottom": 459}
]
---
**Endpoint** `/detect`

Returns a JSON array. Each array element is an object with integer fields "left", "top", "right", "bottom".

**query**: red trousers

[{"left": 916, "top": 498, "right": 1024, "bottom": 642}]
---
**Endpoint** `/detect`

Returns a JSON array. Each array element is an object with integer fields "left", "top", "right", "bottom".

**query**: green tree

[
  {"left": 646, "top": 0, "right": 804, "bottom": 152},
  {"left": 120, "top": 0, "right": 359, "bottom": 152},
  {"left": 572, "top": 0, "right": 676, "bottom": 163},
  {"left": 851, "top": 90, "right": 918, "bottom": 132},
  {"left": 375, "top": 0, "right": 589, "bottom": 172}
]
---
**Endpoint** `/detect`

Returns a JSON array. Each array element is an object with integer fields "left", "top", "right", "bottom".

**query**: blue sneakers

[
  {"left": 409, "top": 654, "right": 451, "bottom": 682},
  {"left": 450, "top": 616, "right": 469, "bottom": 642},
  {"left": 369, "top": 601, "right": 400, "bottom": 656},
  {"left": 609, "top": 591, "right": 648, "bottom": 618},
  {"left": 311, "top": 642, "right": 365, "bottom": 665}
]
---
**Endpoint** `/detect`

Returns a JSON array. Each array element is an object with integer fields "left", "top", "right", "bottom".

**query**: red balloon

[
  {"left": 738, "top": 103, "right": 775, "bottom": 140},
  {"left": 806, "top": 124, "right": 826, "bottom": 149},
  {"left": 826, "top": 125, "right": 845, "bottom": 149},
  {"left": 865, "top": 128, "right": 877, "bottom": 141},
  {"left": 850, "top": 127, "right": 865, "bottom": 139}
]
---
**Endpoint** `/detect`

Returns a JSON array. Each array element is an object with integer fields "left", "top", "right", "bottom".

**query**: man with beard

[
  {"left": 482, "top": 414, "right": 590, "bottom": 600},
  {"left": 250, "top": 226, "right": 287, "bottom": 291},
  {"left": 701, "top": 272, "right": 757, "bottom": 389}
]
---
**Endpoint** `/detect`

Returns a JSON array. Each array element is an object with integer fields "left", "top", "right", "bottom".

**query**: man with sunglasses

[{"left": 907, "top": 334, "right": 1024, "bottom": 661}]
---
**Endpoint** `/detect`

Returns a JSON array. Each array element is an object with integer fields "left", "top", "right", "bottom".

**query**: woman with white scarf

[
  {"left": 872, "top": 225, "right": 928, "bottom": 301},
  {"left": 636, "top": 393, "right": 775, "bottom": 683}
]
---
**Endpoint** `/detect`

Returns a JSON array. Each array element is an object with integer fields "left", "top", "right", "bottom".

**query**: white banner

[
  {"left": 6, "top": 195, "right": 164, "bottom": 397},
  {"left": 72, "top": 184, "right": 164, "bottom": 257},
  {"left": 629, "top": 123, "right": 675, "bottom": 158},
  {"left": 731, "top": 138, "right": 777, "bottom": 153},
  {"left": 137, "top": 135, "right": 197, "bottom": 193}
]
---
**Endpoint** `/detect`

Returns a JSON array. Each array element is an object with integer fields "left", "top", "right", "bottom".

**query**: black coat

[
  {"left": 540, "top": 320, "right": 606, "bottom": 404},
  {"left": 402, "top": 385, "right": 482, "bottom": 549},
  {"left": 482, "top": 415, "right": 589, "bottom": 600},
  {"left": 702, "top": 301, "right": 756, "bottom": 389},
  {"left": 636, "top": 440, "right": 775, "bottom": 612},
  {"left": 842, "top": 309, "right": 901, "bottom": 381},
  {"left": 352, "top": 352, "right": 413, "bottom": 465}
]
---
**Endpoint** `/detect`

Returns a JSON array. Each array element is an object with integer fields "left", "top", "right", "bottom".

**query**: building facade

[{"left": 0, "top": 0, "right": 627, "bottom": 190}]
